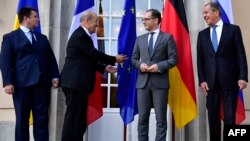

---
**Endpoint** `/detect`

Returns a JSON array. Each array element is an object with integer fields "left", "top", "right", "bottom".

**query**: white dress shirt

[
  {"left": 148, "top": 28, "right": 160, "bottom": 49},
  {"left": 20, "top": 25, "right": 36, "bottom": 44},
  {"left": 210, "top": 19, "right": 223, "bottom": 44}
]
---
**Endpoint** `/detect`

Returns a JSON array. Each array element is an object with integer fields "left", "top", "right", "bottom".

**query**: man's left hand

[
  {"left": 147, "top": 64, "right": 159, "bottom": 73},
  {"left": 52, "top": 79, "right": 59, "bottom": 88},
  {"left": 238, "top": 80, "right": 247, "bottom": 89}
]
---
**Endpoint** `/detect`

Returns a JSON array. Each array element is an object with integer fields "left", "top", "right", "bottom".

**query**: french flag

[
  {"left": 69, "top": 0, "right": 103, "bottom": 125},
  {"left": 216, "top": 0, "right": 246, "bottom": 124}
]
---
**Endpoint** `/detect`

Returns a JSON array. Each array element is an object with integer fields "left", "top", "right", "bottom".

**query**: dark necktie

[
  {"left": 148, "top": 32, "right": 155, "bottom": 56},
  {"left": 30, "top": 31, "right": 37, "bottom": 47},
  {"left": 211, "top": 25, "right": 218, "bottom": 52}
]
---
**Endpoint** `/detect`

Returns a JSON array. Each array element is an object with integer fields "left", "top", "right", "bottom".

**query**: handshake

[
  {"left": 105, "top": 54, "right": 127, "bottom": 73},
  {"left": 115, "top": 54, "right": 127, "bottom": 63}
]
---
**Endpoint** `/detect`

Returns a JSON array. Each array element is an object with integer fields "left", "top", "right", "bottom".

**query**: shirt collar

[
  {"left": 20, "top": 25, "right": 32, "bottom": 33},
  {"left": 149, "top": 28, "right": 160, "bottom": 34},
  {"left": 212, "top": 19, "right": 223, "bottom": 28},
  {"left": 81, "top": 26, "right": 91, "bottom": 36}
]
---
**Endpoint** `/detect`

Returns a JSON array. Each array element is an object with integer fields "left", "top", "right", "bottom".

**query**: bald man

[{"left": 60, "top": 12, "right": 126, "bottom": 141}]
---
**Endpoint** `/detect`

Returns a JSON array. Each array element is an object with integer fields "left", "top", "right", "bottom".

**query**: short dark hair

[
  {"left": 206, "top": 2, "right": 221, "bottom": 16},
  {"left": 18, "top": 7, "right": 37, "bottom": 23},
  {"left": 146, "top": 9, "right": 161, "bottom": 24}
]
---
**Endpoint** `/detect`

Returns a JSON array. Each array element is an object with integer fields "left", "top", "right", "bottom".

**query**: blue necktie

[
  {"left": 148, "top": 32, "right": 154, "bottom": 56},
  {"left": 212, "top": 25, "right": 218, "bottom": 52},
  {"left": 30, "top": 31, "right": 37, "bottom": 47}
]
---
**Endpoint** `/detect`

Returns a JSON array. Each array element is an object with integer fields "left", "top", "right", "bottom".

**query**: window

[{"left": 96, "top": 0, "right": 163, "bottom": 108}]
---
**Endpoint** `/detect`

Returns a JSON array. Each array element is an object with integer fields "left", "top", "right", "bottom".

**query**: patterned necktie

[
  {"left": 212, "top": 25, "right": 218, "bottom": 52},
  {"left": 30, "top": 31, "right": 37, "bottom": 47},
  {"left": 148, "top": 32, "right": 155, "bottom": 56}
]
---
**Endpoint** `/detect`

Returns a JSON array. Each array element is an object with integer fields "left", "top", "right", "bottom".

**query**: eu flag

[{"left": 117, "top": 0, "right": 138, "bottom": 125}]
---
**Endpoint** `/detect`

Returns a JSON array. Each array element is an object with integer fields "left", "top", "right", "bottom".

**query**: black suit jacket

[
  {"left": 197, "top": 23, "right": 248, "bottom": 90},
  {"left": 1, "top": 28, "right": 59, "bottom": 88},
  {"left": 60, "top": 26, "right": 116, "bottom": 93}
]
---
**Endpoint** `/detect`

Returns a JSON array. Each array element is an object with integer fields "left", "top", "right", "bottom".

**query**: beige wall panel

[
  {"left": 0, "top": 0, "right": 17, "bottom": 108},
  {"left": 232, "top": 0, "right": 250, "bottom": 109}
]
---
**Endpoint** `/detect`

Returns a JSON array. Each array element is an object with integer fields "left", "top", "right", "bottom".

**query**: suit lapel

[
  {"left": 217, "top": 24, "right": 228, "bottom": 53},
  {"left": 17, "top": 28, "right": 32, "bottom": 45},
  {"left": 151, "top": 32, "right": 163, "bottom": 57},
  {"left": 79, "top": 26, "right": 92, "bottom": 43},
  {"left": 33, "top": 32, "right": 41, "bottom": 49},
  {"left": 17, "top": 28, "right": 37, "bottom": 51},
  {"left": 141, "top": 34, "right": 151, "bottom": 57}
]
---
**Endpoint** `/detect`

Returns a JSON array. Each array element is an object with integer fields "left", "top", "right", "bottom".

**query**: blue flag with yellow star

[{"left": 117, "top": 0, "right": 137, "bottom": 124}]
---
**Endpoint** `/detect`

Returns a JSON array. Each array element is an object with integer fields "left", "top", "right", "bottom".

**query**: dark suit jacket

[
  {"left": 60, "top": 26, "right": 116, "bottom": 93},
  {"left": 131, "top": 31, "right": 178, "bottom": 89},
  {"left": 197, "top": 23, "right": 248, "bottom": 90},
  {"left": 0, "top": 28, "right": 59, "bottom": 88}
]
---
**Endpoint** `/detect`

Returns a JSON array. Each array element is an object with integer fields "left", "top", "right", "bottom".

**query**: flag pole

[
  {"left": 172, "top": 114, "right": 175, "bottom": 141},
  {"left": 124, "top": 125, "right": 127, "bottom": 141}
]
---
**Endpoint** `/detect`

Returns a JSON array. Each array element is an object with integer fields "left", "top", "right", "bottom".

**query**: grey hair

[
  {"left": 80, "top": 11, "right": 96, "bottom": 22},
  {"left": 205, "top": 2, "right": 221, "bottom": 16}
]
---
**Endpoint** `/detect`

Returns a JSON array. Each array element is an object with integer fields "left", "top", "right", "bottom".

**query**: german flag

[{"left": 161, "top": 0, "right": 197, "bottom": 128}]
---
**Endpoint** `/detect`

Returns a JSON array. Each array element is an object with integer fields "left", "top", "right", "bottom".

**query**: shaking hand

[
  {"left": 105, "top": 65, "right": 117, "bottom": 73},
  {"left": 115, "top": 54, "right": 127, "bottom": 63}
]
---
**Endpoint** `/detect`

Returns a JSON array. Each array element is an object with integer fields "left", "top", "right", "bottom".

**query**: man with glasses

[{"left": 132, "top": 9, "right": 178, "bottom": 141}]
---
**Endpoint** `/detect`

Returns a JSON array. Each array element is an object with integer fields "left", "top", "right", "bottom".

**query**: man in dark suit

[
  {"left": 60, "top": 11, "right": 126, "bottom": 141},
  {"left": 197, "top": 2, "right": 248, "bottom": 141},
  {"left": 0, "top": 7, "right": 59, "bottom": 141},
  {"left": 131, "top": 9, "right": 178, "bottom": 141}
]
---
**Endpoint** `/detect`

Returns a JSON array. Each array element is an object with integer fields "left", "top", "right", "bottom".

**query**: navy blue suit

[
  {"left": 197, "top": 23, "right": 248, "bottom": 141},
  {"left": 1, "top": 28, "right": 59, "bottom": 141}
]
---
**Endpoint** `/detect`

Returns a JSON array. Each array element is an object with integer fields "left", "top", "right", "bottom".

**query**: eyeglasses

[{"left": 141, "top": 17, "right": 155, "bottom": 22}]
